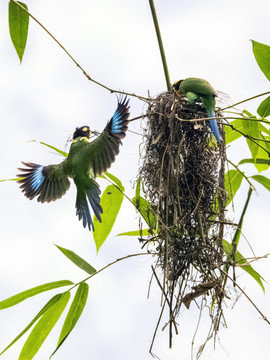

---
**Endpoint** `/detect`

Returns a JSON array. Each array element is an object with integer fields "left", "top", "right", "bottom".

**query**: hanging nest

[{"left": 139, "top": 91, "right": 227, "bottom": 347}]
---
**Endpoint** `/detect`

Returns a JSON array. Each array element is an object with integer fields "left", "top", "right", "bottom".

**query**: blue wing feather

[{"left": 17, "top": 162, "right": 70, "bottom": 202}]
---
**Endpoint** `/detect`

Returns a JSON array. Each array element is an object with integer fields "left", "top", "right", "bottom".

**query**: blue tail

[
  {"left": 207, "top": 109, "right": 221, "bottom": 143},
  {"left": 75, "top": 179, "right": 103, "bottom": 231}
]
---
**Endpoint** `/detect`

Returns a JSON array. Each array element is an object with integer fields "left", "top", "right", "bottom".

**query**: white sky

[{"left": 1, "top": 0, "right": 270, "bottom": 359}]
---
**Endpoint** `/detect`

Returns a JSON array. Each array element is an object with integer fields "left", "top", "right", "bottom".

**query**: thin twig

[
  {"left": 129, "top": 115, "right": 147, "bottom": 122},
  {"left": 191, "top": 299, "right": 204, "bottom": 360},
  {"left": 11, "top": 0, "right": 149, "bottom": 102},
  {"left": 221, "top": 91, "right": 270, "bottom": 111},
  {"left": 151, "top": 266, "right": 178, "bottom": 334},
  {"left": 220, "top": 269, "right": 270, "bottom": 325},
  {"left": 177, "top": 115, "right": 270, "bottom": 127},
  {"left": 226, "top": 158, "right": 256, "bottom": 190},
  {"left": 127, "top": 129, "right": 143, "bottom": 136},
  {"left": 68, "top": 252, "right": 152, "bottom": 292},
  {"left": 149, "top": 300, "right": 166, "bottom": 358}
]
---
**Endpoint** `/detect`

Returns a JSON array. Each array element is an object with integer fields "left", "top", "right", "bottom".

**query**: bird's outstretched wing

[
  {"left": 17, "top": 161, "right": 70, "bottom": 203},
  {"left": 82, "top": 96, "right": 130, "bottom": 176}
]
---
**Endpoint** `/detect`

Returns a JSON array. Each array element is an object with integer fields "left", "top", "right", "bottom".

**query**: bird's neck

[{"left": 72, "top": 137, "right": 89, "bottom": 143}]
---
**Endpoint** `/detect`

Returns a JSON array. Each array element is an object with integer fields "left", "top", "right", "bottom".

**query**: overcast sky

[{"left": 1, "top": 1, "right": 270, "bottom": 359}]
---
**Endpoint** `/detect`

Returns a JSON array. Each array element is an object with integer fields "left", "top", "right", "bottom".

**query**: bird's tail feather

[
  {"left": 75, "top": 190, "right": 94, "bottom": 231},
  {"left": 86, "top": 180, "right": 103, "bottom": 222},
  {"left": 207, "top": 110, "right": 221, "bottom": 143},
  {"left": 75, "top": 179, "right": 103, "bottom": 231}
]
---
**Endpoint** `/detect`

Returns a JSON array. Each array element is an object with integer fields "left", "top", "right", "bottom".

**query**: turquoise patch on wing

[
  {"left": 31, "top": 166, "right": 45, "bottom": 191},
  {"left": 112, "top": 110, "right": 122, "bottom": 133}
]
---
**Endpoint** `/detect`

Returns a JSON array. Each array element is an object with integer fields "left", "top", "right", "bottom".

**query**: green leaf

[
  {"left": 55, "top": 245, "right": 96, "bottom": 275},
  {"left": 241, "top": 116, "right": 260, "bottom": 164},
  {"left": 135, "top": 177, "right": 141, "bottom": 205},
  {"left": 0, "top": 178, "right": 18, "bottom": 182},
  {"left": 0, "top": 294, "right": 62, "bottom": 356},
  {"left": 240, "top": 110, "right": 268, "bottom": 172},
  {"left": 18, "top": 292, "right": 70, "bottom": 360},
  {"left": 252, "top": 40, "right": 270, "bottom": 81},
  {"left": 251, "top": 175, "right": 270, "bottom": 191},
  {"left": 29, "top": 140, "right": 68, "bottom": 157},
  {"left": 117, "top": 229, "right": 151, "bottom": 236},
  {"left": 223, "top": 239, "right": 265, "bottom": 292},
  {"left": 9, "top": 1, "right": 29, "bottom": 63},
  {"left": 239, "top": 156, "right": 270, "bottom": 172},
  {"left": 225, "top": 119, "right": 244, "bottom": 144},
  {"left": 52, "top": 283, "right": 89, "bottom": 357},
  {"left": 257, "top": 96, "right": 270, "bottom": 118},
  {"left": 93, "top": 184, "right": 124, "bottom": 252},
  {"left": 102, "top": 172, "right": 124, "bottom": 191},
  {"left": 238, "top": 158, "right": 270, "bottom": 166},
  {"left": 225, "top": 170, "right": 244, "bottom": 206},
  {"left": 132, "top": 195, "right": 158, "bottom": 231},
  {"left": 259, "top": 122, "right": 270, "bottom": 136},
  {"left": 253, "top": 143, "right": 270, "bottom": 172},
  {"left": 0, "top": 280, "right": 73, "bottom": 309}
]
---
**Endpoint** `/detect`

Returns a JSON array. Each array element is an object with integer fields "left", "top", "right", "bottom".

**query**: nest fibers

[{"left": 140, "top": 91, "right": 227, "bottom": 341}]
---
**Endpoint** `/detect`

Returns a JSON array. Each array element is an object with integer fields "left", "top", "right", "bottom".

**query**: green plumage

[
  {"left": 173, "top": 77, "right": 221, "bottom": 142},
  {"left": 17, "top": 97, "right": 130, "bottom": 230}
]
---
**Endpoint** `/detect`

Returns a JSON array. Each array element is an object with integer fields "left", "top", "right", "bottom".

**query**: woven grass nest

[{"left": 140, "top": 91, "right": 227, "bottom": 343}]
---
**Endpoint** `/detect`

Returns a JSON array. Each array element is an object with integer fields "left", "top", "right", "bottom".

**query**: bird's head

[
  {"left": 72, "top": 126, "right": 91, "bottom": 142},
  {"left": 172, "top": 80, "right": 183, "bottom": 92}
]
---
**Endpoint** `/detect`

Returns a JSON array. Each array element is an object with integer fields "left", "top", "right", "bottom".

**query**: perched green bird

[
  {"left": 17, "top": 96, "right": 130, "bottom": 231},
  {"left": 173, "top": 77, "right": 221, "bottom": 143}
]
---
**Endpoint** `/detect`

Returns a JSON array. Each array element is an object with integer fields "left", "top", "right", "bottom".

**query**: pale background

[{"left": 0, "top": 0, "right": 270, "bottom": 359}]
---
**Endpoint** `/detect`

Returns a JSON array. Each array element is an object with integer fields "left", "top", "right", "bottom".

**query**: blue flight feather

[
  {"left": 31, "top": 166, "right": 45, "bottom": 191},
  {"left": 111, "top": 110, "right": 123, "bottom": 133}
]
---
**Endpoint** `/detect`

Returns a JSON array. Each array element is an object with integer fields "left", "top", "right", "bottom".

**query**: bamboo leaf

[
  {"left": 252, "top": 40, "right": 270, "bottom": 81},
  {"left": 0, "top": 294, "right": 62, "bottom": 356},
  {"left": 223, "top": 239, "right": 265, "bottom": 292},
  {"left": 93, "top": 185, "right": 124, "bottom": 252},
  {"left": 102, "top": 172, "right": 124, "bottom": 191},
  {"left": 29, "top": 140, "right": 68, "bottom": 157},
  {"left": 0, "top": 280, "right": 73, "bottom": 309},
  {"left": 18, "top": 292, "right": 70, "bottom": 360},
  {"left": 254, "top": 143, "right": 270, "bottom": 172},
  {"left": 251, "top": 175, "right": 270, "bottom": 191},
  {"left": 257, "top": 96, "right": 270, "bottom": 118},
  {"left": 259, "top": 122, "right": 270, "bottom": 136},
  {"left": 132, "top": 195, "right": 158, "bottom": 232},
  {"left": 0, "top": 178, "right": 18, "bottom": 182},
  {"left": 135, "top": 177, "right": 141, "bottom": 205},
  {"left": 51, "top": 283, "right": 89, "bottom": 357},
  {"left": 117, "top": 229, "right": 151, "bottom": 236},
  {"left": 225, "top": 119, "right": 243, "bottom": 144},
  {"left": 241, "top": 115, "right": 260, "bottom": 164},
  {"left": 238, "top": 158, "right": 270, "bottom": 166},
  {"left": 9, "top": 1, "right": 29, "bottom": 63},
  {"left": 225, "top": 170, "right": 244, "bottom": 206},
  {"left": 132, "top": 178, "right": 158, "bottom": 231},
  {"left": 55, "top": 245, "right": 96, "bottom": 275}
]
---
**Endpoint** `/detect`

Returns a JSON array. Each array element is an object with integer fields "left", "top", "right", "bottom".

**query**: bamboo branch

[{"left": 148, "top": 0, "right": 171, "bottom": 91}]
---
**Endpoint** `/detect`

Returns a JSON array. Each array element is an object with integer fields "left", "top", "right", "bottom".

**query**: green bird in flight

[{"left": 17, "top": 96, "right": 130, "bottom": 231}]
